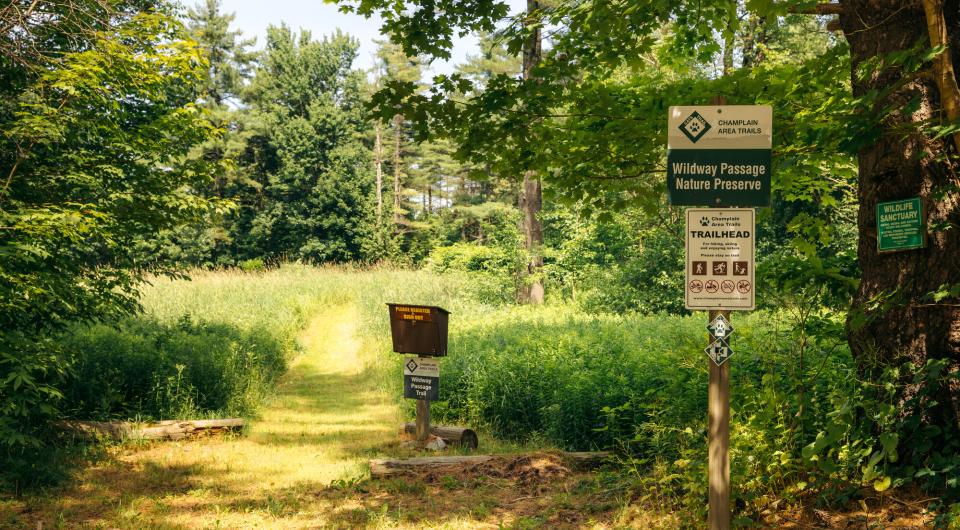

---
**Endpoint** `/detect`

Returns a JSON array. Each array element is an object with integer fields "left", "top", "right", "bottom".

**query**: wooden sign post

[
  {"left": 388, "top": 304, "right": 449, "bottom": 448},
  {"left": 416, "top": 399, "right": 430, "bottom": 443},
  {"left": 402, "top": 356, "right": 440, "bottom": 445},
  {"left": 708, "top": 309, "right": 731, "bottom": 530},
  {"left": 671, "top": 95, "right": 766, "bottom": 529}
]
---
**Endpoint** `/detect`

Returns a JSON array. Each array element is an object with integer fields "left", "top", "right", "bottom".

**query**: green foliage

[
  {"left": 0, "top": 4, "right": 222, "bottom": 488},
  {"left": 427, "top": 242, "right": 516, "bottom": 273},
  {"left": 226, "top": 27, "right": 375, "bottom": 263},
  {"left": 802, "top": 359, "right": 960, "bottom": 502},
  {"left": 426, "top": 243, "right": 522, "bottom": 303},
  {"left": 60, "top": 316, "right": 287, "bottom": 421},
  {"left": 432, "top": 306, "right": 722, "bottom": 449},
  {"left": 186, "top": 0, "right": 257, "bottom": 106},
  {"left": 239, "top": 257, "right": 266, "bottom": 272},
  {"left": 545, "top": 206, "right": 687, "bottom": 313}
]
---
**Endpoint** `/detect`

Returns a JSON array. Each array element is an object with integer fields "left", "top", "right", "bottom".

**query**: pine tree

[
  {"left": 185, "top": 0, "right": 257, "bottom": 106},
  {"left": 374, "top": 40, "right": 425, "bottom": 230}
]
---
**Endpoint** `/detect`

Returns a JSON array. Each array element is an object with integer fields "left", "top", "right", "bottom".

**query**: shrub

[
  {"left": 239, "top": 258, "right": 267, "bottom": 272},
  {"left": 60, "top": 316, "right": 288, "bottom": 421},
  {"left": 425, "top": 243, "right": 522, "bottom": 304}
]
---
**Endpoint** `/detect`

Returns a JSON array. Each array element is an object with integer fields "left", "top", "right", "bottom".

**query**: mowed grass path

[{"left": 5, "top": 305, "right": 404, "bottom": 529}]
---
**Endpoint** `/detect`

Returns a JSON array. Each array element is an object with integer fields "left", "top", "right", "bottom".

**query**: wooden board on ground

[
  {"left": 57, "top": 418, "right": 244, "bottom": 441},
  {"left": 369, "top": 451, "right": 610, "bottom": 479}
]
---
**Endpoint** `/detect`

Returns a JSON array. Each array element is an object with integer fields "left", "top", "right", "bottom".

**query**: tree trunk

[
  {"left": 519, "top": 0, "right": 545, "bottom": 304},
  {"left": 741, "top": 14, "right": 768, "bottom": 69},
  {"left": 392, "top": 113, "right": 403, "bottom": 227},
  {"left": 921, "top": 0, "right": 960, "bottom": 153},
  {"left": 841, "top": 1, "right": 960, "bottom": 429},
  {"left": 721, "top": 17, "right": 735, "bottom": 76},
  {"left": 374, "top": 121, "right": 383, "bottom": 222}
]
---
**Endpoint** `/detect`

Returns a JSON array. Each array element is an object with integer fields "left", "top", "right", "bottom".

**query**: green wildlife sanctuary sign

[
  {"left": 667, "top": 105, "right": 772, "bottom": 207},
  {"left": 877, "top": 197, "right": 926, "bottom": 253}
]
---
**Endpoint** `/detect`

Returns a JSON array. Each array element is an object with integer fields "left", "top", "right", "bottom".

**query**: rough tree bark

[
  {"left": 392, "top": 113, "right": 403, "bottom": 227},
  {"left": 721, "top": 17, "right": 735, "bottom": 76},
  {"left": 840, "top": 1, "right": 960, "bottom": 428},
  {"left": 519, "top": 0, "right": 545, "bottom": 304},
  {"left": 374, "top": 121, "right": 383, "bottom": 222}
]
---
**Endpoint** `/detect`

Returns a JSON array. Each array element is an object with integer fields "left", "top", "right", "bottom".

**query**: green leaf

[
  {"left": 879, "top": 432, "right": 899, "bottom": 462},
  {"left": 873, "top": 476, "right": 892, "bottom": 492}
]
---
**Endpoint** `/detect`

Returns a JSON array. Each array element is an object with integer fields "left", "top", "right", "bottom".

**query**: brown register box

[{"left": 386, "top": 303, "right": 450, "bottom": 357}]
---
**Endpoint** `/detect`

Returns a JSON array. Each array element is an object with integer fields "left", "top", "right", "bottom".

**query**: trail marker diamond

[
  {"left": 405, "top": 359, "right": 419, "bottom": 373},
  {"left": 679, "top": 111, "right": 711, "bottom": 143},
  {"left": 705, "top": 338, "right": 734, "bottom": 366},
  {"left": 707, "top": 314, "right": 734, "bottom": 340}
]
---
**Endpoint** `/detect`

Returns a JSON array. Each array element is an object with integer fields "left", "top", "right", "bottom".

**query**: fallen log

[
  {"left": 57, "top": 418, "right": 244, "bottom": 441},
  {"left": 402, "top": 423, "right": 479, "bottom": 449},
  {"left": 564, "top": 451, "right": 613, "bottom": 469},
  {"left": 369, "top": 451, "right": 611, "bottom": 479}
]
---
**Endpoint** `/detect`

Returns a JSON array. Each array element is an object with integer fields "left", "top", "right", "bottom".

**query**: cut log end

[{"left": 403, "top": 423, "right": 478, "bottom": 449}]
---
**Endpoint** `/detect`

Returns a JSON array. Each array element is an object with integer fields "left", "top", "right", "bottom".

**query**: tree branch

[
  {"left": 585, "top": 169, "right": 665, "bottom": 180},
  {"left": 921, "top": 0, "right": 960, "bottom": 153},
  {"left": 788, "top": 3, "right": 844, "bottom": 15}
]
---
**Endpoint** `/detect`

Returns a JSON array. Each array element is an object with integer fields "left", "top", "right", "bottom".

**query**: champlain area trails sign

[
  {"left": 685, "top": 208, "right": 755, "bottom": 311},
  {"left": 403, "top": 357, "right": 439, "bottom": 401},
  {"left": 667, "top": 105, "right": 772, "bottom": 207}
]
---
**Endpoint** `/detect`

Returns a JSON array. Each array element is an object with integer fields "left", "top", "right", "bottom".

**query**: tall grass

[
  {"left": 59, "top": 264, "right": 486, "bottom": 421},
  {"left": 54, "top": 264, "right": 869, "bottom": 523}
]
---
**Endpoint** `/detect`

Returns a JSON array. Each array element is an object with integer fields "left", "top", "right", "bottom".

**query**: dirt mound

[{"left": 420, "top": 452, "right": 571, "bottom": 485}]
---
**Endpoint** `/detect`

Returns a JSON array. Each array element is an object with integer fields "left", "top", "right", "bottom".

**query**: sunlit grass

[{"left": 4, "top": 266, "right": 572, "bottom": 529}]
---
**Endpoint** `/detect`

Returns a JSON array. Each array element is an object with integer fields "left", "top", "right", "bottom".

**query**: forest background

[{"left": 2, "top": 0, "right": 959, "bottom": 526}]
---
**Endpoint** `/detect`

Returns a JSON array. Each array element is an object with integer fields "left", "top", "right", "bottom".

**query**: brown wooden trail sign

[{"left": 387, "top": 303, "right": 455, "bottom": 446}]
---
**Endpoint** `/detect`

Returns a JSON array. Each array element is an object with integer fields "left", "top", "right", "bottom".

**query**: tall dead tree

[
  {"left": 374, "top": 121, "right": 384, "bottom": 222},
  {"left": 519, "top": 0, "right": 545, "bottom": 304},
  {"left": 393, "top": 113, "right": 403, "bottom": 227}
]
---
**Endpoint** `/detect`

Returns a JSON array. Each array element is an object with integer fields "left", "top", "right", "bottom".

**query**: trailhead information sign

[
  {"left": 685, "top": 208, "right": 755, "bottom": 310},
  {"left": 403, "top": 357, "right": 439, "bottom": 401},
  {"left": 877, "top": 197, "right": 926, "bottom": 252},
  {"left": 668, "top": 105, "right": 772, "bottom": 206}
]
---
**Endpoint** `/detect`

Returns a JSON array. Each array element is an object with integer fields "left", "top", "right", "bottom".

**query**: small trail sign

[
  {"left": 707, "top": 314, "right": 734, "bottom": 340},
  {"left": 877, "top": 197, "right": 926, "bottom": 253},
  {"left": 668, "top": 105, "right": 772, "bottom": 206},
  {"left": 686, "top": 208, "right": 755, "bottom": 310},
  {"left": 403, "top": 357, "right": 439, "bottom": 401},
  {"left": 705, "top": 338, "right": 734, "bottom": 366}
]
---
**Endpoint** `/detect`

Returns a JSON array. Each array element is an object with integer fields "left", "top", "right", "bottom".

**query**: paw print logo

[
  {"left": 700, "top": 217, "right": 710, "bottom": 227},
  {"left": 679, "top": 111, "right": 712, "bottom": 143}
]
